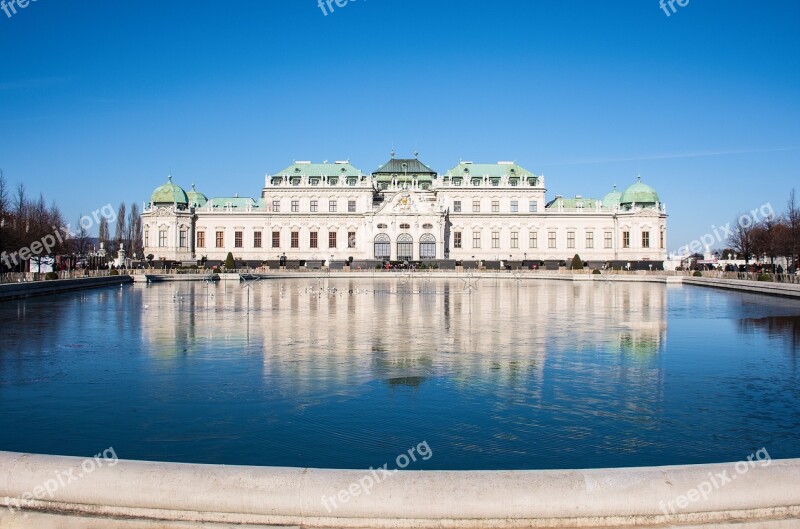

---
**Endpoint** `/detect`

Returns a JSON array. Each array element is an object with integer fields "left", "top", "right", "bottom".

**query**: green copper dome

[
  {"left": 186, "top": 184, "right": 208, "bottom": 208},
  {"left": 620, "top": 177, "right": 659, "bottom": 206},
  {"left": 150, "top": 175, "right": 188, "bottom": 206},
  {"left": 602, "top": 185, "right": 622, "bottom": 207}
]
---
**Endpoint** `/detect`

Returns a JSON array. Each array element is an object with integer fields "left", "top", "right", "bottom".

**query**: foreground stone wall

[
  {"left": 1, "top": 451, "right": 798, "bottom": 528},
  {"left": 0, "top": 276, "right": 133, "bottom": 301}
]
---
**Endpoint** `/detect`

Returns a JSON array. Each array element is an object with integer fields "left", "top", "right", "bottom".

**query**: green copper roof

[
  {"left": 546, "top": 196, "right": 600, "bottom": 209},
  {"left": 373, "top": 158, "right": 436, "bottom": 182},
  {"left": 270, "top": 162, "right": 364, "bottom": 178},
  {"left": 150, "top": 176, "right": 188, "bottom": 206},
  {"left": 620, "top": 178, "right": 660, "bottom": 205},
  {"left": 601, "top": 186, "right": 622, "bottom": 206},
  {"left": 444, "top": 162, "right": 536, "bottom": 180},
  {"left": 186, "top": 184, "right": 208, "bottom": 208}
]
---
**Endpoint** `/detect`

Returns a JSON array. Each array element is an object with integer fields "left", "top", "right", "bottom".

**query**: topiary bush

[
  {"left": 109, "top": 269, "right": 120, "bottom": 276},
  {"left": 757, "top": 274, "right": 771, "bottom": 282},
  {"left": 570, "top": 254, "right": 583, "bottom": 270},
  {"left": 224, "top": 252, "right": 235, "bottom": 270},
  {"left": 592, "top": 269, "right": 601, "bottom": 275},
  {"left": 692, "top": 271, "right": 702, "bottom": 277},
  {"left": 45, "top": 272, "right": 58, "bottom": 280}
]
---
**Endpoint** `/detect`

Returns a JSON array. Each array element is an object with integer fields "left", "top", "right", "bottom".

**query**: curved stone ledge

[{"left": 1, "top": 451, "right": 799, "bottom": 528}]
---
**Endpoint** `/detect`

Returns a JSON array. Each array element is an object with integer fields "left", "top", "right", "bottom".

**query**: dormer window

[
  {"left": 453, "top": 177, "right": 462, "bottom": 186},
  {"left": 490, "top": 178, "right": 500, "bottom": 186},
  {"left": 310, "top": 177, "right": 320, "bottom": 186},
  {"left": 347, "top": 177, "right": 357, "bottom": 186},
  {"left": 471, "top": 178, "right": 481, "bottom": 186}
]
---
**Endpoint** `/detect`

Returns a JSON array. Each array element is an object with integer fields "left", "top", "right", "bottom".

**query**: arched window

[
  {"left": 419, "top": 234, "right": 436, "bottom": 259},
  {"left": 374, "top": 234, "right": 391, "bottom": 260},
  {"left": 397, "top": 234, "right": 413, "bottom": 261}
]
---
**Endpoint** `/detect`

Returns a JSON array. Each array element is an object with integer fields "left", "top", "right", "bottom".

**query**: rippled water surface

[{"left": 1, "top": 278, "right": 799, "bottom": 470}]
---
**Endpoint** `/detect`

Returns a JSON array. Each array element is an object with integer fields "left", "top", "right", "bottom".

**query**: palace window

[
  {"left": 329, "top": 231, "right": 337, "bottom": 248},
  {"left": 377, "top": 223, "right": 388, "bottom": 229},
  {"left": 419, "top": 234, "right": 436, "bottom": 259},
  {"left": 215, "top": 231, "right": 224, "bottom": 248},
  {"left": 471, "top": 178, "right": 481, "bottom": 186},
  {"left": 453, "top": 232, "right": 462, "bottom": 249},
  {"left": 144, "top": 230, "right": 149, "bottom": 248},
  {"left": 272, "top": 200, "right": 280, "bottom": 212},
  {"left": 490, "top": 178, "right": 499, "bottom": 187},
  {"left": 660, "top": 230, "right": 665, "bottom": 249},
  {"left": 511, "top": 231, "right": 519, "bottom": 249},
  {"left": 642, "top": 231, "right": 650, "bottom": 248},
  {"left": 291, "top": 231, "right": 299, "bottom": 248},
  {"left": 492, "top": 200, "right": 500, "bottom": 213},
  {"left": 548, "top": 231, "right": 556, "bottom": 249},
  {"left": 472, "top": 231, "right": 481, "bottom": 249},
  {"left": 310, "top": 200, "right": 318, "bottom": 213},
  {"left": 179, "top": 230, "right": 188, "bottom": 248},
  {"left": 511, "top": 200, "right": 518, "bottom": 213},
  {"left": 529, "top": 231, "right": 538, "bottom": 249},
  {"left": 254, "top": 231, "right": 262, "bottom": 248},
  {"left": 291, "top": 200, "right": 299, "bottom": 213},
  {"left": 529, "top": 200, "right": 538, "bottom": 213},
  {"left": 310, "top": 178, "right": 320, "bottom": 186},
  {"left": 585, "top": 232, "right": 594, "bottom": 249},
  {"left": 310, "top": 231, "right": 318, "bottom": 249},
  {"left": 453, "top": 178, "right": 462, "bottom": 186},
  {"left": 374, "top": 234, "right": 390, "bottom": 259},
  {"left": 510, "top": 178, "right": 519, "bottom": 187},
  {"left": 348, "top": 200, "right": 356, "bottom": 213},
  {"left": 272, "top": 231, "right": 280, "bottom": 248},
  {"left": 196, "top": 231, "right": 205, "bottom": 248},
  {"left": 329, "top": 200, "right": 337, "bottom": 213},
  {"left": 423, "top": 223, "right": 433, "bottom": 229},
  {"left": 492, "top": 231, "right": 500, "bottom": 249},
  {"left": 235, "top": 231, "right": 243, "bottom": 248},
  {"left": 291, "top": 178, "right": 300, "bottom": 186},
  {"left": 472, "top": 200, "right": 480, "bottom": 213},
  {"left": 399, "top": 223, "right": 411, "bottom": 230},
  {"left": 604, "top": 232, "right": 613, "bottom": 249},
  {"left": 622, "top": 231, "right": 631, "bottom": 249},
  {"left": 567, "top": 231, "right": 575, "bottom": 249},
  {"left": 397, "top": 234, "right": 413, "bottom": 260},
  {"left": 159, "top": 229, "right": 167, "bottom": 248},
  {"left": 348, "top": 231, "right": 356, "bottom": 249},
  {"left": 347, "top": 177, "right": 357, "bottom": 186},
  {"left": 453, "top": 200, "right": 461, "bottom": 212}
]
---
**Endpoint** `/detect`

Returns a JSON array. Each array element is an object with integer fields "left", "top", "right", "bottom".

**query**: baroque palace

[{"left": 141, "top": 154, "right": 667, "bottom": 268}]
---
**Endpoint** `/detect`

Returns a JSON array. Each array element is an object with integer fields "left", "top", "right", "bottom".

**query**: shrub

[
  {"left": 45, "top": 272, "right": 59, "bottom": 280},
  {"left": 224, "top": 252, "right": 235, "bottom": 270},
  {"left": 570, "top": 254, "right": 583, "bottom": 270},
  {"left": 692, "top": 271, "right": 702, "bottom": 277},
  {"left": 110, "top": 269, "right": 120, "bottom": 276},
  {"left": 757, "top": 274, "right": 771, "bottom": 282},
  {"left": 592, "top": 269, "right": 601, "bottom": 275}
]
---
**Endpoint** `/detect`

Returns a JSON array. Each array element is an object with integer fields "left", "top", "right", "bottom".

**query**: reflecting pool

[{"left": 1, "top": 278, "right": 799, "bottom": 470}]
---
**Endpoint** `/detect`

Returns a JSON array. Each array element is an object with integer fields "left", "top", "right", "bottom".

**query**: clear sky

[{"left": 0, "top": 0, "right": 798, "bottom": 251}]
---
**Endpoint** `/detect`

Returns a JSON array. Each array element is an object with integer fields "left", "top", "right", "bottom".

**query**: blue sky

[{"left": 0, "top": 0, "right": 798, "bottom": 251}]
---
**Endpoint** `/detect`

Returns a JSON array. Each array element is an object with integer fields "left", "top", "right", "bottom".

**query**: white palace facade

[{"left": 141, "top": 155, "right": 667, "bottom": 268}]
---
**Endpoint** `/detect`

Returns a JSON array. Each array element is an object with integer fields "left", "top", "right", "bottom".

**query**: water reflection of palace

[{"left": 139, "top": 279, "right": 668, "bottom": 397}]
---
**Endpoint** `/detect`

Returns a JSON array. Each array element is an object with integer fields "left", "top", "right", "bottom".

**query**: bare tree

[
  {"left": 728, "top": 215, "right": 757, "bottom": 265},
  {"left": 127, "top": 202, "right": 142, "bottom": 258},
  {"left": 74, "top": 215, "right": 91, "bottom": 255},
  {"left": 787, "top": 189, "right": 800, "bottom": 271},
  {"left": 114, "top": 202, "right": 127, "bottom": 253}
]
